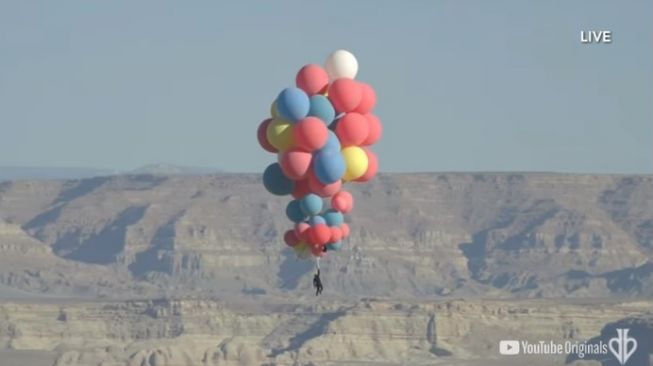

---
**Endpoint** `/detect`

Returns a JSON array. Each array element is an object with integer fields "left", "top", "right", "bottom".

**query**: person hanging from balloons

[
  {"left": 313, "top": 269, "right": 323, "bottom": 296},
  {"left": 256, "top": 49, "right": 382, "bottom": 295}
]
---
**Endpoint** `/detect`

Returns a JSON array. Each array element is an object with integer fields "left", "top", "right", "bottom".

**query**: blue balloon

[
  {"left": 308, "top": 95, "right": 335, "bottom": 124},
  {"left": 263, "top": 163, "right": 293, "bottom": 196},
  {"left": 326, "top": 241, "right": 343, "bottom": 251},
  {"left": 323, "top": 209, "right": 344, "bottom": 227},
  {"left": 277, "top": 87, "right": 310, "bottom": 122},
  {"left": 308, "top": 215, "right": 326, "bottom": 226},
  {"left": 313, "top": 150, "right": 346, "bottom": 184},
  {"left": 300, "top": 193, "right": 323, "bottom": 216},
  {"left": 321, "top": 130, "right": 341, "bottom": 153},
  {"left": 286, "top": 200, "right": 306, "bottom": 223}
]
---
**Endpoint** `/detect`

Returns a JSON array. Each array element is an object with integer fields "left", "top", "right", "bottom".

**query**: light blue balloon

[
  {"left": 263, "top": 163, "right": 293, "bottom": 196},
  {"left": 323, "top": 209, "right": 344, "bottom": 227},
  {"left": 277, "top": 87, "right": 310, "bottom": 123},
  {"left": 308, "top": 95, "right": 335, "bottom": 124},
  {"left": 300, "top": 193, "right": 323, "bottom": 216},
  {"left": 321, "top": 130, "right": 341, "bottom": 153},
  {"left": 286, "top": 200, "right": 306, "bottom": 223},
  {"left": 308, "top": 215, "right": 326, "bottom": 226},
  {"left": 326, "top": 241, "right": 343, "bottom": 251},
  {"left": 313, "top": 150, "right": 346, "bottom": 184}
]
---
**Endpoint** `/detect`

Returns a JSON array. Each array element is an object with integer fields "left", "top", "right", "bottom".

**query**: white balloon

[{"left": 325, "top": 49, "right": 358, "bottom": 80}]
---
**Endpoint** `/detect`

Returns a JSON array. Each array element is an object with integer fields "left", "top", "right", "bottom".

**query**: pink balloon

[
  {"left": 340, "top": 223, "right": 350, "bottom": 238},
  {"left": 310, "top": 224, "right": 332, "bottom": 245},
  {"left": 291, "top": 178, "right": 310, "bottom": 199},
  {"left": 295, "top": 222, "right": 311, "bottom": 241},
  {"left": 331, "top": 191, "right": 354, "bottom": 213},
  {"left": 293, "top": 117, "right": 328, "bottom": 152},
  {"left": 284, "top": 230, "right": 300, "bottom": 247},
  {"left": 355, "top": 148, "right": 378, "bottom": 182},
  {"left": 355, "top": 82, "right": 376, "bottom": 114},
  {"left": 311, "top": 243, "right": 326, "bottom": 257},
  {"left": 303, "top": 227, "right": 315, "bottom": 245},
  {"left": 296, "top": 64, "right": 329, "bottom": 96},
  {"left": 257, "top": 119, "right": 277, "bottom": 153},
  {"left": 330, "top": 226, "right": 343, "bottom": 242},
  {"left": 362, "top": 114, "right": 382, "bottom": 146},
  {"left": 328, "top": 78, "right": 362, "bottom": 113},
  {"left": 308, "top": 170, "right": 342, "bottom": 197},
  {"left": 280, "top": 149, "right": 312, "bottom": 180},
  {"left": 335, "top": 112, "right": 369, "bottom": 147}
]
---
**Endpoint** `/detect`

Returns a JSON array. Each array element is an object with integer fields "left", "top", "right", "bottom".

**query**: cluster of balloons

[{"left": 257, "top": 49, "right": 382, "bottom": 259}]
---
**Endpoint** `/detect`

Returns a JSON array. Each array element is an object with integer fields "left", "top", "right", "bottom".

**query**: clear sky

[{"left": 0, "top": 0, "right": 651, "bottom": 173}]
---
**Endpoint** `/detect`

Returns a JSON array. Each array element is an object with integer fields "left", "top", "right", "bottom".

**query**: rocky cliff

[
  {"left": 0, "top": 173, "right": 652, "bottom": 365},
  {"left": 0, "top": 298, "right": 651, "bottom": 366},
  {"left": 0, "top": 173, "right": 651, "bottom": 299}
]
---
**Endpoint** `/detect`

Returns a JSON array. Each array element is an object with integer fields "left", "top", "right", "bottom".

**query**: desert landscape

[
  {"left": 0, "top": 172, "right": 651, "bottom": 365},
  {"left": 1, "top": 0, "right": 650, "bottom": 363}
]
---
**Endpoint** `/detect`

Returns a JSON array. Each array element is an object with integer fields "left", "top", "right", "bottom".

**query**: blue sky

[{"left": 0, "top": 0, "right": 651, "bottom": 173}]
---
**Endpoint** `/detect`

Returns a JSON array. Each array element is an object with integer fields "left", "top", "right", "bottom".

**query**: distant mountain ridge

[
  {"left": 0, "top": 172, "right": 650, "bottom": 300},
  {"left": 0, "top": 164, "right": 222, "bottom": 181},
  {"left": 128, "top": 163, "right": 222, "bottom": 176},
  {"left": 0, "top": 166, "right": 115, "bottom": 181}
]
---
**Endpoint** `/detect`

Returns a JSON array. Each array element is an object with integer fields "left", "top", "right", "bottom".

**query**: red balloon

[
  {"left": 335, "top": 112, "right": 369, "bottom": 147},
  {"left": 310, "top": 224, "right": 332, "bottom": 245},
  {"left": 296, "top": 64, "right": 329, "bottom": 96},
  {"left": 331, "top": 191, "right": 354, "bottom": 213},
  {"left": 330, "top": 226, "right": 343, "bottom": 242},
  {"left": 311, "top": 243, "right": 326, "bottom": 257},
  {"left": 355, "top": 82, "right": 376, "bottom": 114},
  {"left": 304, "top": 233, "right": 315, "bottom": 245},
  {"left": 257, "top": 119, "right": 277, "bottom": 153},
  {"left": 295, "top": 222, "right": 311, "bottom": 241},
  {"left": 292, "top": 178, "right": 310, "bottom": 199},
  {"left": 284, "top": 230, "right": 300, "bottom": 247},
  {"left": 355, "top": 148, "right": 378, "bottom": 182},
  {"left": 293, "top": 117, "right": 328, "bottom": 152},
  {"left": 340, "top": 223, "right": 350, "bottom": 238},
  {"left": 328, "top": 78, "right": 362, "bottom": 113},
  {"left": 308, "top": 170, "right": 341, "bottom": 197},
  {"left": 362, "top": 114, "right": 382, "bottom": 146},
  {"left": 280, "top": 149, "right": 312, "bottom": 180}
]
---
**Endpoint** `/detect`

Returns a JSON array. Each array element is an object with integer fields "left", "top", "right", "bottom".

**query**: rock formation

[{"left": 0, "top": 173, "right": 650, "bottom": 365}]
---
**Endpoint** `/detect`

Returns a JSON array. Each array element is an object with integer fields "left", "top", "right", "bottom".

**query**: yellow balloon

[
  {"left": 294, "top": 241, "right": 310, "bottom": 259},
  {"left": 341, "top": 146, "right": 368, "bottom": 181},
  {"left": 266, "top": 118, "right": 295, "bottom": 151},
  {"left": 270, "top": 100, "right": 279, "bottom": 118}
]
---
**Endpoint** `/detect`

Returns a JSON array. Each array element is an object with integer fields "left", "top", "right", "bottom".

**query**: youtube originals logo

[{"left": 500, "top": 340, "right": 520, "bottom": 355}]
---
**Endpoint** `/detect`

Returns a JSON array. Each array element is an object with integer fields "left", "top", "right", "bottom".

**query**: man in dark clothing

[{"left": 313, "top": 269, "right": 323, "bottom": 296}]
